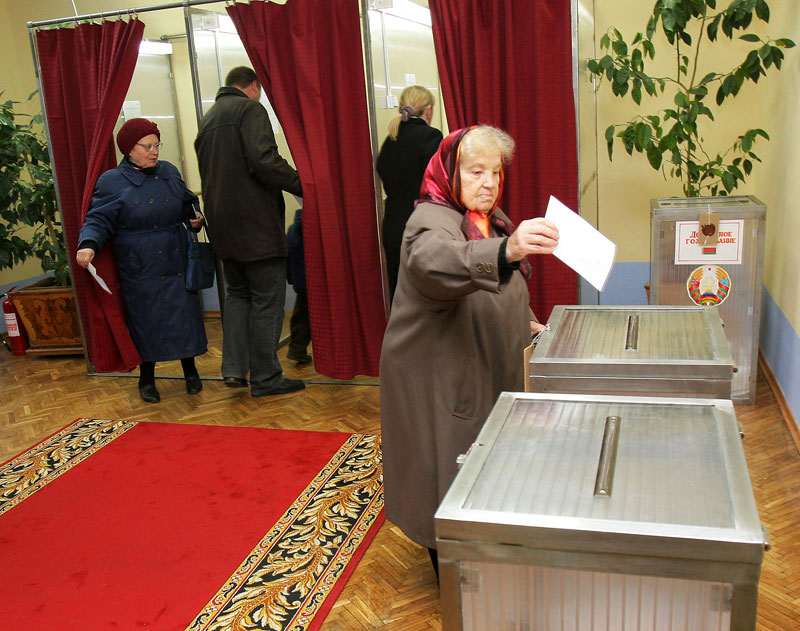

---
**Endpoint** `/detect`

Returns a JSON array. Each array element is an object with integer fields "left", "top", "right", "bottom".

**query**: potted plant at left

[{"left": 0, "top": 93, "right": 82, "bottom": 355}]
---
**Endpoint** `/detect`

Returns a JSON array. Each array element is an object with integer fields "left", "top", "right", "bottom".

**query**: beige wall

[{"left": 748, "top": 3, "right": 800, "bottom": 330}]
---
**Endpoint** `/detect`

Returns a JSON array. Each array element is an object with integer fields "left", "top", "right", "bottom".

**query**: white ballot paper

[
  {"left": 87, "top": 262, "right": 112, "bottom": 294},
  {"left": 544, "top": 195, "right": 616, "bottom": 292}
]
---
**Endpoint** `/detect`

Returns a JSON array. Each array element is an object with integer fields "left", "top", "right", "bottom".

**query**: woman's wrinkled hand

[
  {"left": 76, "top": 248, "right": 95, "bottom": 269},
  {"left": 531, "top": 321, "right": 546, "bottom": 336},
  {"left": 506, "top": 217, "right": 559, "bottom": 262},
  {"left": 189, "top": 216, "right": 204, "bottom": 230}
]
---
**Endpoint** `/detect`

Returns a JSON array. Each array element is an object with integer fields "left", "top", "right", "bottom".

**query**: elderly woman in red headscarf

[
  {"left": 76, "top": 118, "right": 207, "bottom": 403},
  {"left": 379, "top": 125, "right": 559, "bottom": 575}
]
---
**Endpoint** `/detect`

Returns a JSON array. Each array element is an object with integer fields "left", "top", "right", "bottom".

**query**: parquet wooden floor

[{"left": 1, "top": 316, "right": 798, "bottom": 629}]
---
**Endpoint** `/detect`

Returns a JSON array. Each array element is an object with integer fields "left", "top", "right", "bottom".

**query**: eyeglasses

[{"left": 136, "top": 142, "right": 163, "bottom": 152}]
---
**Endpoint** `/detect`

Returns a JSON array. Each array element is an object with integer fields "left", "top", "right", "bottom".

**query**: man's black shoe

[
  {"left": 138, "top": 382, "right": 160, "bottom": 403},
  {"left": 223, "top": 376, "right": 248, "bottom": 388},
  {"left": 185, "top": 374, "right": 203, "bottom": 394},
  {"left": 252, "top": 378, "right": 305, "bottom": 397}
]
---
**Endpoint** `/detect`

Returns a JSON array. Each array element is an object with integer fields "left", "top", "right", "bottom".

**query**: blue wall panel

[
  {"left": 760, "top": 287, "right": 800, "bottom": 430},
  {"left": 580, "top": 262, "right": 651, "bottom": 306}
]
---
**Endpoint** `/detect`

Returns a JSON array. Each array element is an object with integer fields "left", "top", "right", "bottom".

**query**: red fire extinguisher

[{"left": 3, "top": 288, "right": 29, "bottom": 356}]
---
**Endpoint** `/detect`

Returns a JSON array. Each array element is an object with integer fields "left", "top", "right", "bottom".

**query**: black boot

[
  {"left": 138, "top": 362, "right": 160, "bottom": 403},
  {"left": 182, "top": 357, "right": 202, "bottom": 394},
  {"left": 138, "top": 382, "right": 161, "bottom": 403}
]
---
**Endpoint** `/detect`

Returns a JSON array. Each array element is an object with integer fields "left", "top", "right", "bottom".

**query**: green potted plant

[
  {"left": 587, "top": 0, "right": 795, "bottom": 196},
  {"left": 1, "top": 92, "right": 81, "bottom": 354}
]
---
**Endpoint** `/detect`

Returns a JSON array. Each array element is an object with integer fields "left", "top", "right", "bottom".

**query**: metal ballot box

[
  {"left": 435, "top": 392, "right": 766, "bottom": 631},
  {"left": 650, "top": 195, "right": 766, "bottom": 403},
  {"left": 528, "top": 305, "right": 734, "bottom": 398}
]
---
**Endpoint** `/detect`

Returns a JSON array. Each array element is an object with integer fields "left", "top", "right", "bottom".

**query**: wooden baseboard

[{"left": 759, "top": 350, "right": 800, "bottom": 454}]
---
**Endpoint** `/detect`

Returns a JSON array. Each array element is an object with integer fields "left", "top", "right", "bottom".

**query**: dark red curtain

[
  {"left": 429, "top": 0, "right": 578, "bottom": 321},
  {"left": 227, "top": 0, "right": 385, "bottom": 379},
  {"left": 36, "top": 19, "right": 144, "bottom": 372}
]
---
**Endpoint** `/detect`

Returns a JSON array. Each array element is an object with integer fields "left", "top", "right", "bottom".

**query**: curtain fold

[
  {"left": 227, "top": 0, "right": 385, "bottom": 379},
  {"left": 429, "top": 0, "right": 578, "bottom": 321},
  {"left": 36, "top": 19, "right": 145, "bottom": 372}
]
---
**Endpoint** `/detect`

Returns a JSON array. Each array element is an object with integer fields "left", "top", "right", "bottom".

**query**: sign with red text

[{"left": 674, "top": 219, "right": 744, "bottom": 264}]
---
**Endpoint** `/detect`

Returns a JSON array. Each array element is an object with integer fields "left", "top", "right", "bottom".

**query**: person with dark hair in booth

[
  {"left": 377, "top": 85, "right": 443, "bottom": 303},
  {"left": 194, "top": 66, "right": 305, "bottom": 397},
  {"left": 76, "top": 118, "right": 207, "bottom": 403},
  {"left": 286, "top": 207, "right": 311, "bottom": 366},
  {"left": 379, "top": 126, "right": 560, "bottom": 577}
]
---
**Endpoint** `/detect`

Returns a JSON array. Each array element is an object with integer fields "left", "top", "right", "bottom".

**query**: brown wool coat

[{"left": 379, "top": 201, "right": 532, "bottom": 549}]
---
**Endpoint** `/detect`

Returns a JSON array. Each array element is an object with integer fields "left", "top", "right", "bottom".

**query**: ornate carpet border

[
  {"left": 187, "top": 433, "right": 384, "bottom": 631},
  {"left": 0, "top": 418, "right": 137, "bottom": 516}
]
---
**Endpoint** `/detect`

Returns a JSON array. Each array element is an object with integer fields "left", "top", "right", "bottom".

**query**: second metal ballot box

[
  {"left": 528, "top": 305, "right": 734, "bottom": 398},
  {"left": 435, "top": 392, "right": 767, "bottom": 631}
]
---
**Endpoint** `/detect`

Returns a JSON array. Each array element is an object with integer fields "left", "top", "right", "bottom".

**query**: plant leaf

[
  {"left": 722, "top": 171, "right": 736, "bottom": 192},
  {"left": 755, "top": 0, "right": 769, "bottom": 22},
  {"left": 635, "top": 121, "right": 651, "bottom": 150},
  {"left": 605, "top": 125, "right": 615, "bottom": 159},
  {"left": 622, "top": 125, "right": 636, "bottom": 155},
  {"left": 646, "top": 143, "right": 663, "bottom": 169},
  {"left": 699, "top": 72, "right": 717, "bottom": 85},
  {"left": 707, "top": 14, "right": 721, "bottom": 41}
]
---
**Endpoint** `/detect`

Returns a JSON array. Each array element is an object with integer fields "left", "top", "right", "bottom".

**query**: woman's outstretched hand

[{"left": 506, "top": 217, "right": 559, "bottom": 262}]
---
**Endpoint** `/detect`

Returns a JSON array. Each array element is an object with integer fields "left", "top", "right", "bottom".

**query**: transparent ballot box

[
  {"left": 435, "top": 392, "right": 767, "bottom": 631},
  {"left": 650, "top": 196, "right": 766, "bottom": 403},
  {"left": 528, "top": 305, "right": 734, "bottom": 399}
]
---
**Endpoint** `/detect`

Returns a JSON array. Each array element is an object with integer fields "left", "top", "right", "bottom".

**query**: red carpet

[{"left": 0, "top": 419, "right": 384, "bottom": 630}]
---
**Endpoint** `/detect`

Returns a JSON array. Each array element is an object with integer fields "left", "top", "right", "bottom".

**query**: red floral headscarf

[{"left": 418, "top": 126, "right": 530, "bottom": 277}]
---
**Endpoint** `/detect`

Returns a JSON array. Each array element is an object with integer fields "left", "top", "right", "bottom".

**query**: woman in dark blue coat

[{"left": 76, "top": 118, "right": 207, "bottom": 403}]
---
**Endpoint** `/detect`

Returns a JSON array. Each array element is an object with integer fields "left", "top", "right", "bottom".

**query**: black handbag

[{"left": 185, "top": 220, "right": 215, "bottom": 291}]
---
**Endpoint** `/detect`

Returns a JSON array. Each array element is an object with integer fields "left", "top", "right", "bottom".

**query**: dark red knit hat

[{"left": 116, "top": 118, "right": 161, "bottom": 155}]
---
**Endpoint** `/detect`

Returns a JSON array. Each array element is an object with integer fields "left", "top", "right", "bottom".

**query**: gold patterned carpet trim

[
  {"left": 187, "top": 433, "right": 384, "bottom": 631},
  {"left": 0, "top": 417, "right": 136, "bottom": 516}
]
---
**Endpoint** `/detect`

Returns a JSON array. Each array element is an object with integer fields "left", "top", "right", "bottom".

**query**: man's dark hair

[{"left": 225, "top": 66, "right": 259, "bottom": 89}]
